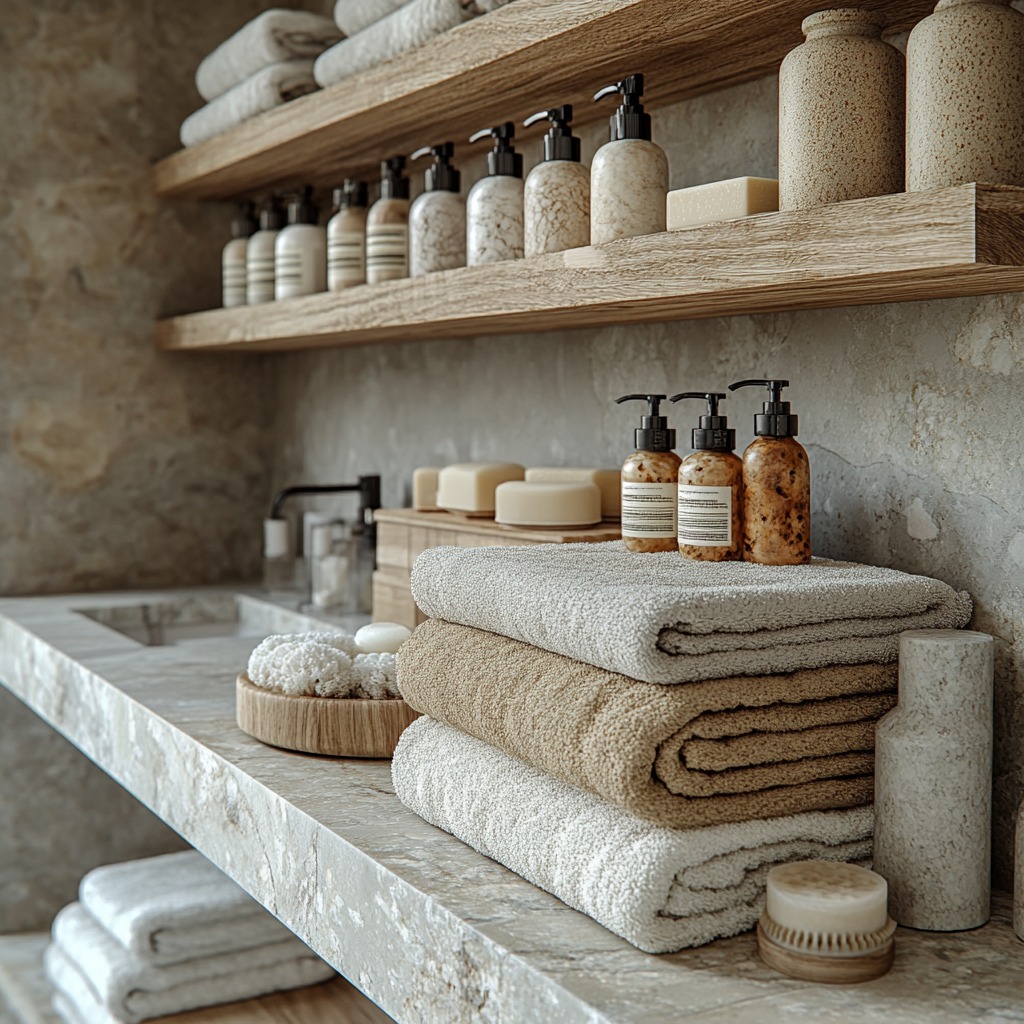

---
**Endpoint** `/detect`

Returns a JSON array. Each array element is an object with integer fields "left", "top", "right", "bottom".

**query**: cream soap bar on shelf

[
  {"left": 436, "top": 463, "right": 525, "bottom": 514},
  {"left": 525, "top": 467, "right": 621, "bottom": 519},
  {"left": 667, "top": 177, "right": 779, "bottom": 231},
  {"left": 495, "top": 481, "right": 602, "bottom": 528},
  {"left": 412, "top": 467, "right": 441, "bottom": 511}
]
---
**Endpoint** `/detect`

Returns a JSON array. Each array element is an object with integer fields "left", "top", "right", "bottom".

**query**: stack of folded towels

[
  {"left": 393, "top": 541, "right": 973, "bottom": 953},
  {"left": 181, "top": 9, "right": 342, "bottom": 147},
  {"left": 45, "top": 851, "right": 335, "bottom": 1024}
]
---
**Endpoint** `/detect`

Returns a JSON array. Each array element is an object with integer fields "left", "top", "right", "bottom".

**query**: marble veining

[
  {"left": 524, "top": 161, "right": 591, "bottom": 257},
  {"left": 409, "top": 192, "right": 466, "bottom": 277},
  {"left": 466, "top": 176, "right": 525, "bottom": 266},
  {"left": 590, "top": 140, "right": 668, "bottom": 244}
]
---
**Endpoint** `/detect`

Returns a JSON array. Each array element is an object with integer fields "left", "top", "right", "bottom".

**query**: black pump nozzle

[
  {"left": 594, "top": 73, "right": 651, "bottom": 141},
  {"left": 523, "top": 104, "right": 580, "bottom": 163},
  {"left": 728, "top": 379, "right": 798, "bottom": 437},
  {"left": 379, "top": 155, "right": 410, "bottom": 200},
  {"left": 469, "top": 122, "right": 523, "bottom": 178},
  {"left": 285, "top": 186, "right": 318, "bottom": 226},
  {"left": 670, "top": 392, "right": 736, "bottom": 452},
  {"left": 256, "top": 196, "right": 284, "bottom": 232},
  {"left": 332, "top": 179, "right": 368, "bottom": 211},
  {"left": 616, "top": 393, "right": 676, "bottom": 452},
  {"left": 410, "top": 142, "right": 461, "bottom": 193},
  {"left": 231, "top": 200, "right": 258, "bottom": 238}
]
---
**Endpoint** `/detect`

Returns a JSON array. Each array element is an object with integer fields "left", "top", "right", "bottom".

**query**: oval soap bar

[
  {"left": 355, "top": 622, "right": 412, "bottom": 654},
  {"left": 495, "top": 481, "right": 602, "bottom": 528}
]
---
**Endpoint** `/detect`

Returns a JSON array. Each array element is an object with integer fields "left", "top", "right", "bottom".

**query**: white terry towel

[
  {"left": 180, "top": 59, "right": 317, "bottom": 148},
  {"left": 332, "top": 0, "right": 515, "bottom": 36},
  {"left": 47, "top": 904, "right": 334, "bottom": 1024},
  {"left": 393, "top": 718, "right": 874, "bottom": 954},
  {"left": 411, "top": 541, "right": 973, "bottom": 684},
  {"left": 79, "top": 851, "right": 298, "bottom": 966},
  {"left": 196, "top": 9, "right": 342, "bottom": 102}
]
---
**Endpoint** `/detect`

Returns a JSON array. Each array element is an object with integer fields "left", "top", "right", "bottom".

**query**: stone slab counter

[{"left": 0, "top": 589, "right": 1022, "bottom": 1024}]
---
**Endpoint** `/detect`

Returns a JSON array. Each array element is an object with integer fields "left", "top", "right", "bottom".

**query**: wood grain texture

[
  {"left": 236, "top": 675, "right": 420, "bottom": 758},
  {"left": 152, "top": 0, "right": 934, "bottom": 201},
  {"left": 757, "top": 922, "right": 895, "bottom": 985},
  {"left": 155, "top": 185, "right": 1024, "bottom": 354}
]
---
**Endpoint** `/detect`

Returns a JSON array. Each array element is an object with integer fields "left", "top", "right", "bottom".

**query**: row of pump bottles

[{"left": 222, "top": 74, "right": 670, "bottom": 306}]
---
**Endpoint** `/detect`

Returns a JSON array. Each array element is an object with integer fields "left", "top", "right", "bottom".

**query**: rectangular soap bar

[
  {"left": 666, "top": 177, "right": 779, "bottom": 231},
  {"left": 525, "top": 467, "right": 621, "bottom": 520},
  {"left": 412, "top": 467, "right": 440, "bottom": 511},
  {"left": 436, "top": 462, "right": 525, "bottom": 514}
]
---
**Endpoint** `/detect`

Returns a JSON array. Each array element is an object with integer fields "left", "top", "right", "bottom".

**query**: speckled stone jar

[
  {"left": 779, "top": 9, "right": 905, "bottom": 210},
  {"left": 873, "top": 629, "right": 994, "bottom": 931},
  {"left": 906, "top": 0, "right": 1024, "bottom": 191}
]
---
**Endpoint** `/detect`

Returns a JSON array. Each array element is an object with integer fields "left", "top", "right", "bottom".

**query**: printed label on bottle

[
  {"left": 677, "top": 485, "right": 732, "bottom": 546},
  {"left": 223, "top": 258, "right": 247, "bottom": 306},
  {"left": 275, "top": 250, "right": 313, "bottom": 298},
  {"left": 366, "top": 224, "right": 408, "bottom": 276},
  {"left": 621, "top": 481, "right": 677, "bottom": 539},
  {"left": 328, "top": 231, "right": 366, "bottom": 287},
  {"left": 247, "top": 254, "right": 275, "bottom": 304}
]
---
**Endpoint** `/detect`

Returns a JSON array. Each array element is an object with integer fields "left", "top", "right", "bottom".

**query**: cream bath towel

[
  {"left": 332, "top": 0, "right": 515, "bottom": 35},
  {"left": 410, "top": 541, "right": 972, "bottom": 683},
  {"left": 196, "top": 9, "right": 342, "bottom": 101},
  {"left": 398, "top": 619, "right": 896, "bottom": 828},
  {"left": 79, "top": 851, "right": 297, "bottom": 966},
  {"left": 392, "top": 718, "right": 874, "bottom": 953}
]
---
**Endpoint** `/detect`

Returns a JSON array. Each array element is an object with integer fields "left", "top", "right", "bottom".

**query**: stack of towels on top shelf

[
  {"left": 393, "top": 541, "right": 973, "bottom": 953},
  {"left": 44, "top": 851, "right": 335, "bottom": 1024},
  {"left": 181, "top": 9, "right": 341, "bottom": 147},
  {"left": 315, "top": 0, "right": 517, "bottom": 88}
]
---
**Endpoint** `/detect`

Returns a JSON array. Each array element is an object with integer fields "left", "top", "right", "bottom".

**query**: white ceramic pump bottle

[
  {"left": 274, "top": 187, "right": 326, "bottom": 299},
  {"left": 409, "top": 141, "right": 466, "bottom": 276},
  {"left": 246, "top": 196, "right": 285, "bottom": 304},
  {"left": 366, "top": 156, "right": 411, "bottom": 284},
  {"left": 326, "top": 179, "right": 369, "bottom": 290},
  {"left": 466, "top": 122, "right": 525, "bottom": 266},
  {"left": 222, "top": 201, "right": 257, "bottom": 308}
]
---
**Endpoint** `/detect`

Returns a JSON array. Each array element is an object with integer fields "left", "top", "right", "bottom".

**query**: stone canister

[
  {"left": 873, "top": 629, "right": 994, "bottom": 931},
  {"left": 906, "top": 0, "right": 1024, "bottom": 191},
  {"left": 778, "top": 9, "right": 905, "bottom": 210},
  {"left": 1016, "top": 800, "right": 1024, "bottom": 941}
]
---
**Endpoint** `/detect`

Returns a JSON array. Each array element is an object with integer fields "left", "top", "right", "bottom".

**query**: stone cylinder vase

[
  {"left": 778, "top": 9, "right": 905, "bottom": 210},
  {"left": 906, "top": 0, "right": 1024, "bottom": 191},
  {"left": 873, "top": 629, "right": 994, "bottom": 931}
]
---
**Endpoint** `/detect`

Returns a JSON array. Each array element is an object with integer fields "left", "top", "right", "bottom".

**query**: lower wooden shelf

[{"left": 155, "top": 184, "right": 1024, "bottom": 354}]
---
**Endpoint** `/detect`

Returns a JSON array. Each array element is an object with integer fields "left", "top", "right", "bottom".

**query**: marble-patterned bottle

[
  {"left": 906, "top": 0, "right": 1024, "bottom": 191},
  {"left": 522, "top": 105, "right": 590, "bottom": 256},
  {"left": 728, "top": 379, "right": 810, "bottom": 565},
  {"left": 778, "top": 9, "right": 904, "bottom": 210},
  {"left": 466, "top": 123, "right": 524, "bottom": 266},
  {"left": 409, "top": 142, "right": 466, "bottom": 276},
  {"left": 591, "top": 74, "right": 668, "bottom": 244},
  {"left": 366, "top": 156, "right": 410, "bottom": 284}
]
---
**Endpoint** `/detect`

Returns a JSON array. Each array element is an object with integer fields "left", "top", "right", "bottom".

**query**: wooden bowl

[{"left": 236, "top": 673, "right": 420, "bottom": 758}]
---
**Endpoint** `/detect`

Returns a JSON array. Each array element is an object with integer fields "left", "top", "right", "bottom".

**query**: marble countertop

[{"left": 1, "top": 588, "right": 1021, "bottom": 1024}]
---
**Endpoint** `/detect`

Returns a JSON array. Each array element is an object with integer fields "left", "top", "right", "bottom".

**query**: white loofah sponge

[{"left": 353, "top": 652, "right": 399, "bottom": 699}]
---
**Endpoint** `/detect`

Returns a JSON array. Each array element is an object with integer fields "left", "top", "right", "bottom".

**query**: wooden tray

[{"left": 236, "top": 674, "right": 420, "bottom": 758}]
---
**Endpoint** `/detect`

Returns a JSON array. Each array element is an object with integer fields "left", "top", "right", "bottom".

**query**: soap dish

[{"left": 236, "top": 674, "right": 420, "bottom": 758}]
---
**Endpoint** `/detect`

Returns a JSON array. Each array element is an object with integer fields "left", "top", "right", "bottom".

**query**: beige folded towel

[
  {"left": 196, "top": 9, "right": 342, "bottom": 101},
  {"left": 398, "top": 619, "right": 896, "bottom": 828},
  {"left": 411, "top": 541, "right": 973, "bottom": 683}
]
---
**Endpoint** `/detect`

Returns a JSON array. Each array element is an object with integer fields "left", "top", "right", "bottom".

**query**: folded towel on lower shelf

[
  {"left": 180, "top": 59, "right": 317, "bottom": 148},
  {"left": 79, "top": 851, "right": 297, "bottom": 966},
  {"left": 332, "top": 0, "right": 408, "bottom": 37},
  {"left": 392, "top": 718, "right": 874, "bottom": 953},
  {"left": 47, "top": 904, "right": 334, "bottom": 1024},
  {"left": 398, "top": 620, "right": 896, "bottom": 828},
  {"left": 411, "top": 541, "right": 972, "bottom": 683},
  {"left": 196, "top": 9, "right": 342, "bottom": 101}
]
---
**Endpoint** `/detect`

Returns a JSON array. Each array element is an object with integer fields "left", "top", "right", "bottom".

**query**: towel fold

[
  {"left": 411, "top": 541, "right": 973, "bottom": 683},
  {"left": 79, "top": 851, "right": 297, "bottom": 966},
  {"left": 332, "top": 0, "right": 408, "bottom": 36},
  {"left": 196, "top": 9, "right": 342, "bottom": 101},
  {"left": 392, "top": 718, "right": 874, "bottom": 953},
  {"left": 48, "top": 904, "right": 334, "bottom": 1024},
  {"left": 397, "top": 619, "right": 897, "bottom": 828},
  {"left": 181, "top": 59, "right": 317, "bottom": 148}
]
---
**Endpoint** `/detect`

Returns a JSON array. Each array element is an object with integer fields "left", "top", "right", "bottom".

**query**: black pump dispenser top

[
  {"left": 379, "top": 156, "right": 410, "bottom": 200},
  {"left": 410, "top": 142, "right": 461, "bottom": 192},
  {"left": 286, "top": 187, "right": 318, "bottom": 226},
  {"left": 231, "top": 201, "right": 258, "bottom": 238},
  {"left": 593, "top": 73, "right": 652, "bottom": 142},
  {"left": 258, "top": 196, "right": 285, "bottom": 232},
  {"left": 728, "top": 379, "right": 799, "bottom": 437},
  {"left": 332, "top": 179, "right": 368, "bottom": 210},
  {"left": 468, "top": 122, "right": 523, "bottom": 178},
  {"left": 523, "top": 105, "right": 581, "bottom": 162},
  {"left": 616, "top": 393, "right": 676, "bottom": 452},
  {"left": 670, "top": 392, "right": 736, "bottom": 452}
]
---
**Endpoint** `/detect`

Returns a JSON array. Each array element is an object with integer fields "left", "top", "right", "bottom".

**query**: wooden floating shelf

[
  {"left": 155, "top": 184, "right": 1024, "bottom": 354},
  {"left": 152, "top": 0, "right": 932, "bottom": 201}
]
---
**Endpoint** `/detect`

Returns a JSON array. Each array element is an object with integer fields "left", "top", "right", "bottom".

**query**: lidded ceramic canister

[
  {"left": 778, "top": 9, "right": 904, "bottom": 210},
  {"left": 906, "top": 0, "right": 1024, "bottom": 191}
]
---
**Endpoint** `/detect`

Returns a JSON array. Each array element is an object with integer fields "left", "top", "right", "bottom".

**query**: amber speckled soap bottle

[
  {"left": 728, "top": 379, "right": 810, "bottom": 565},
  {"left": 616, "top": 394, "right": 681, "bottom": 553},
  {"left": 670, "top": 392, "right": 744, "bottom": 562}
]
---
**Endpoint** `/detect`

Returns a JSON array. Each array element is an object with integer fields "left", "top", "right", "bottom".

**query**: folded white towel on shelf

[
  {"left": 51, "top": 974, "right": 118, "bottom": 1024},
  {"left": 411, "top": 541, "right": 973, "bottom": 683},
  {"left": 181, "top": 59, "right": 317, "bottom": 148},
  {"left": 332, "top": 0, "right": 408, "bottom": 37},
  {"left": 48, "top": 904, "right": 334, "bottom": 1024},
  {"left": 392, "top": 717, "right": 874, "bottom": 954},
  {"left": 196, "top": 8, "right": 342, "bottom": 101},
  {"left": 79, "top": 851, "right": 296, "bottom": 966}
]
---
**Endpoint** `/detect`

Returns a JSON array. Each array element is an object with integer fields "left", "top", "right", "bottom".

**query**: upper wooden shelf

[
  {"left": 155, "top": 184, "right": 1024, "bottom": 353},
  {"left": 153, "top": 0, "right": 932, "bottom": 201}
]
